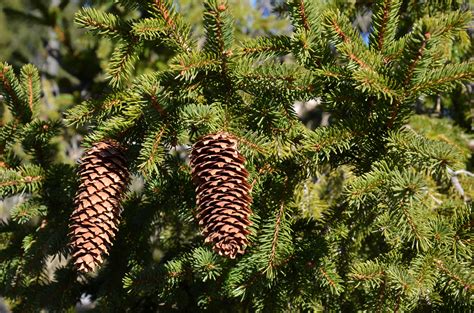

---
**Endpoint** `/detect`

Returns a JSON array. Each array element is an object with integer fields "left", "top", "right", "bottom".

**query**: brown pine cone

[
  {"left": 190, "top": 132, "right": 253, "bottom": 258},
  {"left": 69, "top": 140, "right": 129, "bottom": 273}
]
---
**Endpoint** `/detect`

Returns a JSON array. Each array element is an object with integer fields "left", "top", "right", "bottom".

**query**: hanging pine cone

[
  {"left": 190, "top": 132, "right": 253, "bottom": 258},
  {"left": 69, "top": 140, "right": 129, "bottom": 273}
]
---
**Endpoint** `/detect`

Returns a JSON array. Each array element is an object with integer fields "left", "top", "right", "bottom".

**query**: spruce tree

[{"left": 0, "top": 0, "right": 473, "bottom": 311}]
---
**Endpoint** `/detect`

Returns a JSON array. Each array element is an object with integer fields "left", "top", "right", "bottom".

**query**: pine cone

[
  {"left": 190, "top": 132, "right": 252, "bottom": 258},
  {"left": 69, "top": 140, "right": 129, "bottom": 273}
]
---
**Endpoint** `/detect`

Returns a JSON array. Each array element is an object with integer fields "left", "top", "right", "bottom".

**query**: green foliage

[
  {"left": 0, "top": 63, "right": 37, "bottom": 124},
  {"left": 0, "top": 165, "right": 44, "bottom": 198},
  {"left": 0, "top": 0, "right": 473, "bottom": 311}
]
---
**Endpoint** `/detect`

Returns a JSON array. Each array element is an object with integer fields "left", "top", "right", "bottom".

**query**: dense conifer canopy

[{"left": 0, "top": 0, "right": 472, "bottom": 311}]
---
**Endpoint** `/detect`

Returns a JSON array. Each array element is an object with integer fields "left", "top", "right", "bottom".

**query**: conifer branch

[
  {"left": 409, "top": 62, "right": 474, "bottom": 94},
  {"left": 20, "top": 65, "right": 41, "bottom": 118},
  {"left": 377, "top": 1, "right": 392, "bottom": 50},
  {"left": 75, "top": 8, "right": 128, "bottom": 38},
  {"left": 401, "top": 203, "right": 423, "bottom": 245},
  {"left": 434, "top": 259, "right": 472, "bottom": 291},
  {"left": 0, "top": 175, "right": 42, "bottom": 187},
  {"left": 132, "top": 18, "right": 164, "bottom": 40},
  {"left": 268, "top": 202, "right": 286, "bottom": 271},
  {"left": 1, "top": 2, "right": 472, "bottom": 310},
  {"left": 0, "top": 165, "right": 44, "bottom": 197},
  {"left": 233, "top": 135, "right": 268, "bottom": 154},
  {"left": 297, "top": 1, "right": 311, "bottom": 32},
  {"left": 0, "top": 63, "right": 30, "bottom": 123},
  {"left": 353, "top": 69, "right": 400, "bottom": 101},
  {"left": 287, "top": 0, "right": 318, "bottom": 33},
  {"left": 377, "top": 277, "right": 387, "bottom": 313},
  {"left": 203, "top": 0, "right": 234, "bottom": 85},
  {"left": 107, "top": 40, "right": 141, "bottom": 88},
  {"left": 171, "top": 53, "right": 221, "bottom": 81},
  {"left": 26, "top": 76, "right": 33, "bottom": 112},
  {"left": 352, "top": 271, "right": 385, "bottom": 281},
  {"left": 323, "top": 13, "right": 372, "bottom": 70},
  {"left": 370, "top": 0, "right": 401, "bottom": 52},
  {"left": 65, "top": 94, "right": 125, "bottom": 127},
  {"left": 138, "top": 125, "right": 168, "bottom": 176},
  {"left": 154, "top": 0, "right": 175, "bottom": 30},
  {"left": 152, "top": 0, "right": 191, "bottom": 52},
  {"left": 403, "top": 32, "right": 430, "bottom": 85},
  {"left": 304, "top": 126, "right": 355, "bottom": 160},
  {"left": 239, "top": 36, "right": 291, "bottom": 59},
  {"left": 319, "top": 267, "right": 336, "bottom": 287}
]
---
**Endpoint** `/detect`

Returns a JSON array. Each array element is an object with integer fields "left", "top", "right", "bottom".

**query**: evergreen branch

[
  {"left": 316, "top": 259, "right": 344, "bottom": 295},
  {"left": 350, "top": 261, "right": 385, "bottom": 286},
  {"left": 65, "top": 93, "right": 125, "bottom": 127},
  {"left": 118, "top": 0, "right": 150, "bottom": 10},
  {"left": 376, "top": 0, "right": 391, "bottom": 49},
  {"left": 131, "top": 18, "right": 164, "bottom": 40},
  {"left": 0, "top": 122, "right": 19, "bottom": 154},
  {"left": 297, "top": 0, "right": 310, "bottom": 31},
  {"left": 138, "top": 125, "right": 168, "bottom": 177},
  {"left": 346, "top": 163, "right": 389, "bottom": 209},
  {"left": 353, "top": 68, "right": 400, "bottom": 101},
  {"left": 351, "top": 270, "right": 385, "bottom": 282},
  {"left": 400, "top": 202, "right": 424, "bottom": 246},
  {"left": 203, "top": 0, "right": 233, "bottom": 56},
  {"left": 377, "top": 277, "right": 387, "bottom": 312},
  {"left": 403, "top": 32, "right": 429, "bottom": 85},
  {"left": 232, "top": 133, "right": 268, "bottom": 155},
  {"left": 319, "top": 267, "right": 336, "bottom": 288},
  {"left": 235, "top": 61, "right": 315, "bottom": 100},
  {"left": 385, "top": 169, "right": 432, "bottom": 250},
  {"left": 239, "top": 35, "right": 292, "bottom": 59},
  {"left": 0, "top": 62, "right": 30, "bottom": 123},
  {"left": 203, "top": 0, "right": 234, "bottom": 88},
  {"left": 75, "top": 7, "right": 129, "bottom": 38},
  {"left": 287, "top": 0, "right": 319, "bottom": 33},
  {"left": 152, "top": 0, "right": 192, "bottom": 52},
  {"left": 19, "top": 64, "right": 41, "bottom": 118},
  {"left": 170, "top": 52, "right": 221, "bottom": 81},
  {"left": 295, "top": 0, "right": 311, "bottom": 31},
  {"left": 434, "top": 259, "right": 473, "bottom": 291},
  {"left": 268, "top": 202, "right": 286, "bottom": 271},
  {"left": 84, "top": 98, "right": 146, "bottom": 144},
  {"left": 370, "top": 0, "right": 402, "bottom": 51},
  {"left": 0, "top": 175, "right": 42, "bottom": 187},
  {"left": 20, "top": 120, "right": 63, "bottom": 155},
  {"left": 323, "top": 11, "right": 382, "bottom": 71},
  {"left": 315, "top": 66, "right": 350, "bottom": 80},
  {"left": 0, "top": 165, "right": 44, "bottom": 198},
  {"left": 107, "top": 40, "right": 141, "bottom": 88},
  {"left": 10, "top": 199, "right": 47, "bottom": 225},
  {"left": 409, "top": 62, "right": 474, "bottom": 95},
  {"left": 422, "top": 11, "right": 471, "bottom": 40},
  {"left": 256, "top": 198, "right": 294, "bottom": 280},
  {"left": 302, "top": 125, "right": 355, "bottom": 162},
  {"left": 181, "top": 103, "right": 227, "bottom": 136},
  {"left": 153, "top": 0, "right": 175, "bottom": 31},
  {"left": 387, "top": 129, "right": 464, "bottom": 173}
]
